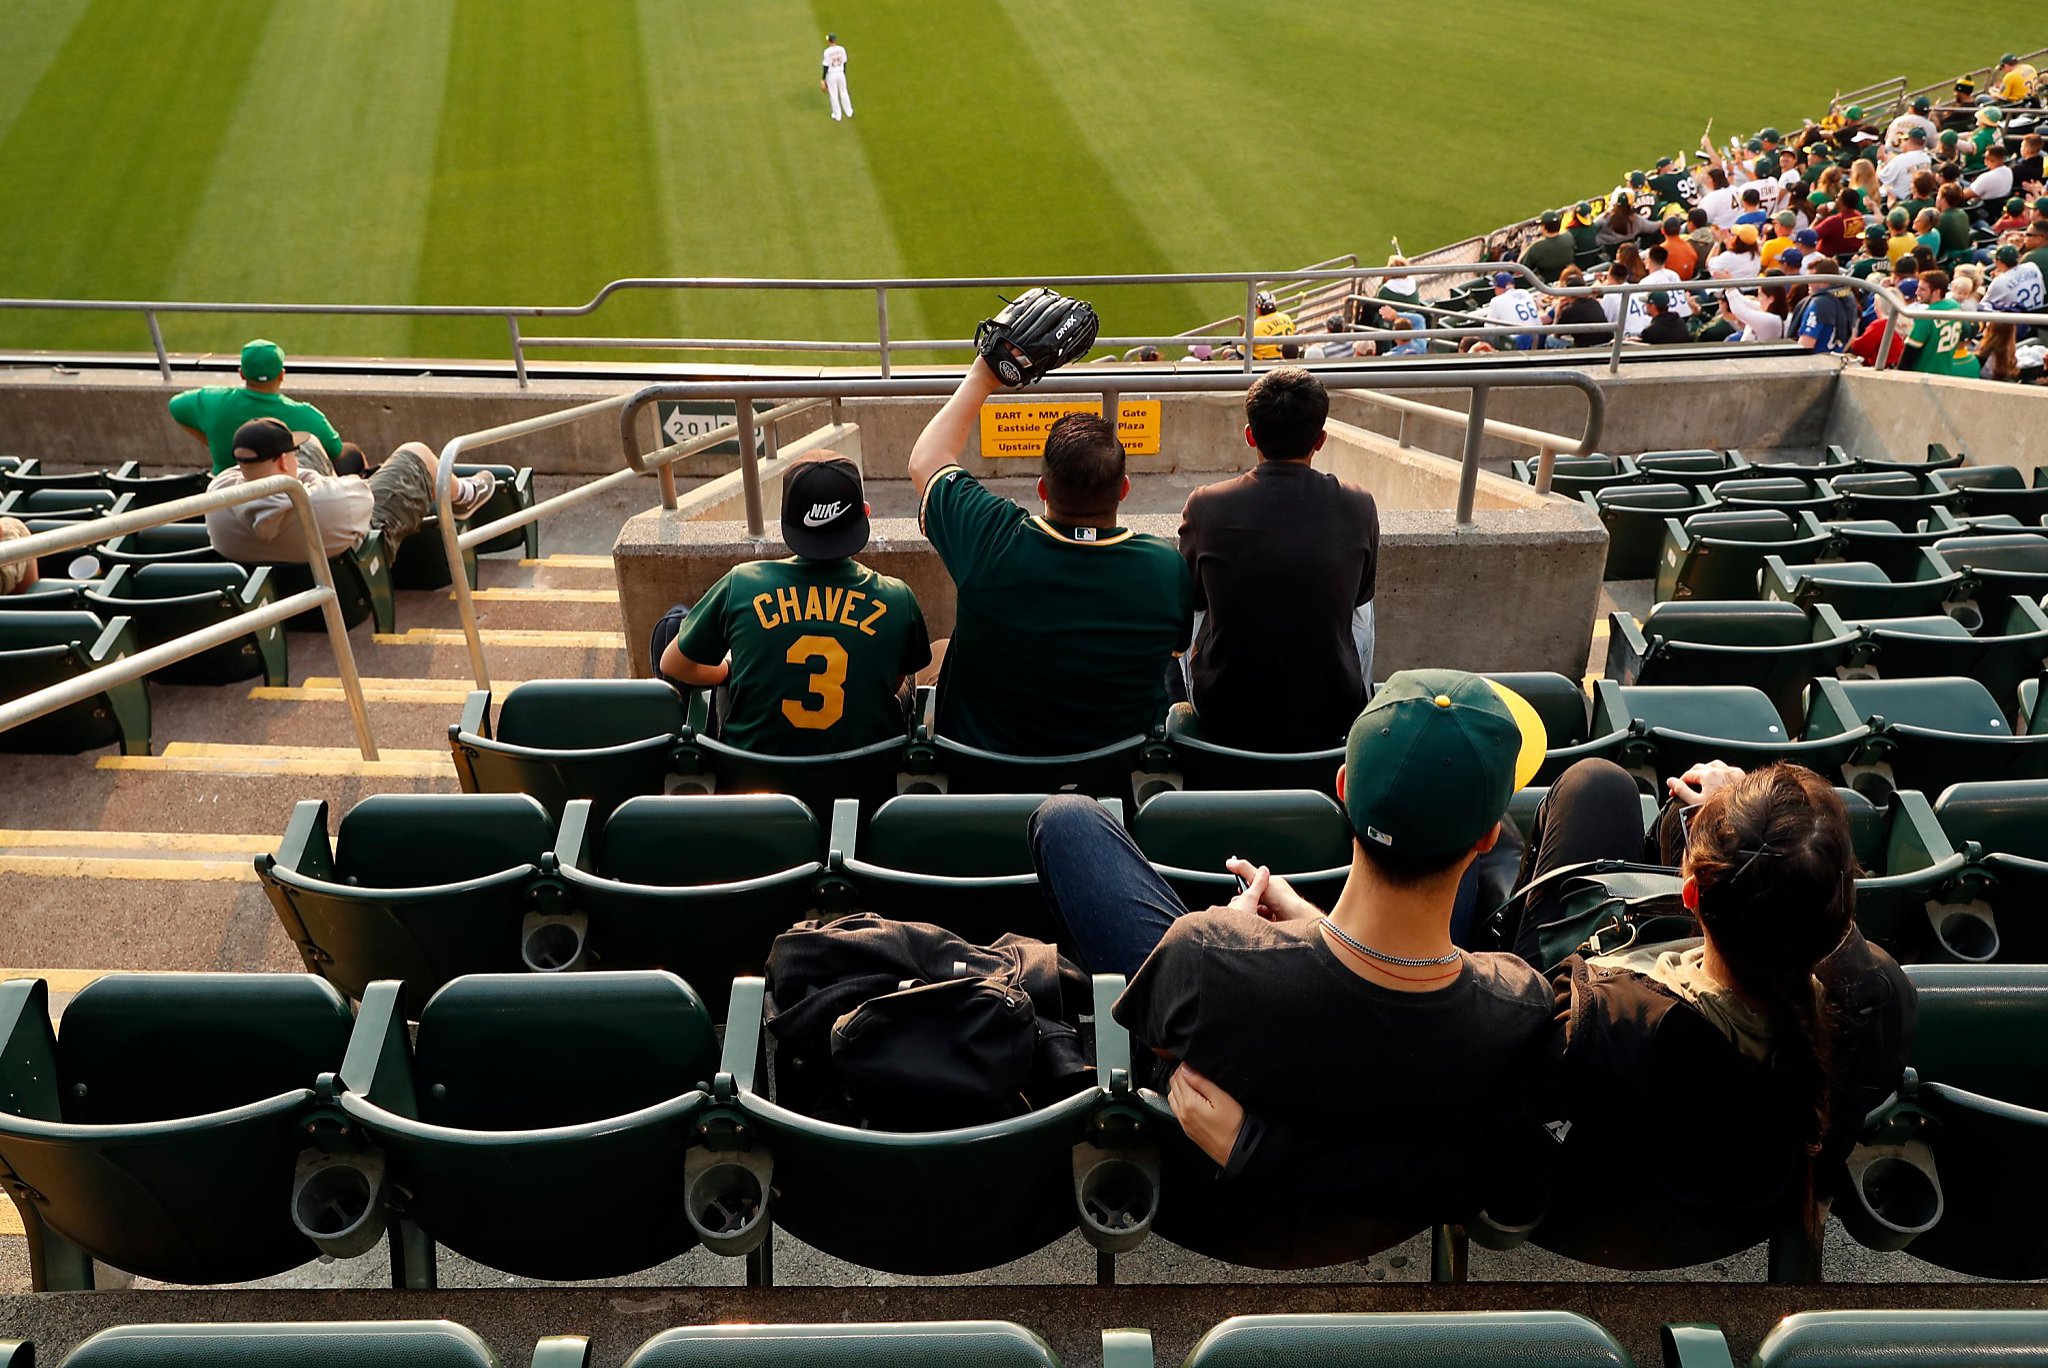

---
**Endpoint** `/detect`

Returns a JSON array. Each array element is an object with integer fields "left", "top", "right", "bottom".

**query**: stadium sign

[
  {"left": 978, "top": 400, "right": 1162, "bottom": 458},
  {"left": 655, "top": 401, "right": 773, "bottom": 457}
]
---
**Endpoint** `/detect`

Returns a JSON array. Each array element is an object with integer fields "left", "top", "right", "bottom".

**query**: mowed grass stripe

[
  {"left": 0, "top": 0, "right": 273, "bottom": 353},
  {"left": 0, "top": 0, "right": 91, "bottom": 145},
  {"left": 833, "top": 0, "right": 1210, "bottom": 349},
  {"left": 163, "top": 1, "right": 457, "bottom": 360},
  {"left": 411, "top": 0, "right": 673, "bottom": 363},
  {"left": 632, "top": 0, "right": 920, "bottom": 351}
]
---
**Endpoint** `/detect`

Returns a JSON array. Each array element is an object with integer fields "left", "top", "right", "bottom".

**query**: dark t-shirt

[
  {"left": 921, "top": 465, "right": 1193, "bottom": 755},
  {"left": 1116, "top": 910, "right": 1552, "bottom": 1217},
  {"left": 1937, "top": 207, "right": 1973, "bottom": 255},
  {"left": 674, "top": 556, "right": 930, "bottom": 755},
  {"left": 1559, "top": 297, "right": 1611, "bottom": 347},
  {"left": 1641, "top": 313, "right": 1691, "bottom": 344},
  {"left": 1520, "top": 233, "right": 1578, "bottom": 284},
  {"left": 1179, "top": 462, "right": 1378, "bottom": 752}
]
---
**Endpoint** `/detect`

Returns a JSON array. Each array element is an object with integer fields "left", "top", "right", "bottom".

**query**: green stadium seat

[
  {"left": 1165, "top": 704, "right": 1342, "bottom": 796},
  {"left": 320, "top": 972, "right": 719, "bottom": 1283},
  {"left": 1843, "top": 598, "right": 2048, "bottom": 722},
  {"left": 0, "top": 461, "right": 102, "bottom": 496},
  {"left": 15, "top": 513, "right": 116, "bottom": 581},
  {"left": 1132, "top": 789, "right": 1352, "bottom": 911},
  {"left": 674, "top": 687, "right": 910, "bottom": 816},
  {"left": 1180, "top": 1312, "right": 1638, "bottom": 1368},
  {"left": 1830, "top": 443, "right": 1967, "bottom": 476},
  {"left": 710, "top": 975, "right": 1158, "bottom": 1273},
  {"left": 1754, "top": 1311, "right": 2048, "bottom": 1368},
  {"left": 1656, "top": 510, "right": 1832, "bottom": 602},
  {"left": 1808, "top": 677, "right": 2048, "bottom": 798},
  {"left": 103, "top": 465, "right": 210, "bottom": 509},
  {"left": 621, "top": 1322, "right": 1064, "bottom": 1368},
  {"left": 1843, "top": 788, "right": 1980, "bottom": 964},
  {"left": 1941, "top": 466, "right": 2048, "bottom": 522},
  {"left": 1761, "top": 552, "right": 1964, "bottom": 619},
  {"left": 1710, "top": 475, "right": 1842, "bottom": 519},
  {"left": 1607, "top": 600, "right": 1858, "bottom": 731},
  {"left": 827, "top": 793, "right": 1075, "bottom": 945},
  {"left": 0, "top": 577, "right": 95, "bottom": 611},
  {"left": 1503, "top": 786, "right": 1661, "bottom": 843},
  {"left": 0, "top": 488, "right": 126, "bottom": 521},
  {"left": 908, "top": 731, "right": 1167, "bottom": 808},
  {"left": 389, "top": 520, "right": 479, "bottom": 592},
  {"left": 1591, "top": 680, "right": 1869, "bottom": 785},
  {"left": 1483, "top": 671, "right": 1630, "bottom": 783},
  {"left": 1930, "top": 533, "right": 2048, "bottom": 626},
  {"left": 57, "top": 1321, "right": 540, "bottom": 1368},
  {"left": 84, "top": 563, "right": 287, "bottom": 687},
  {"left": 1822, "top": 508, "right": 2009, "bottom": 580},
  {"left": 1929, "top": 782, "right": 2048, "bottom": 961},
  {"left": 94, "top": 522, "right": 218, "bottom": 569},
  {"left": 553, "top": 794, "right": 822, "bottom": 1018},
  {"left": 1935, "top": 463, "right": 2028, "bottom": 493},
  {"left": 448, "top": 679, "right": 687, "bottom": 820},
  {"left": 258, "top": 794, "right": 556, "bottom": 1017},
  {"left": 0, "top": 612, "right": 150, "bottom": 756},
  {"left": 248, "top": 530, "right": 396, "bottom": 634},
  {"left": 1584, "top": 483, "right": 1718, "bottom": 580},
  {"left": 1512, "top": 453, "right": 1641, "bottom": 497},
  {"left": 0, "top": 973, "right": 352, "bottom": 1289},
  {"left": 2024, "top": 678, "right": 2044, "bottom": 736},
  {"left": 1830, "top": 470, "right": 1955, "bottom": 529}
]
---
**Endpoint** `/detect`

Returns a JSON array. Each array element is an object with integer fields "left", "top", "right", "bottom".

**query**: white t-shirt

[
  {"left": 1640, "top": 267, "right": 1695, "bottom": 317},
  {"left": 823, "top": 43, "right": 848, "bottom": 72},
  {"left": 1699, "top": 185, "right": 1742, "bottom": 228},
  {"left": 1724, "top": 292, "right": 1786, "bottom": 342},
  {"left": 1708, "top": 248, "right": 1759, "bottom": 281},
  {"left": 1879, "top": 149, "right": 1930, "bottom": 200},
  {"left": 203, "top": 465, "right": 372, "bottom": 562},
  {"left": 1886, "top": 113, "right": 1938, "bottom": 149},
  {"left": 1600, "top": 286, "right": 1652, "bottom": 337},
  {"left": 1485, "top": 288, "right": 1543, "bottom": 335},
  {"left": 1971, "top": 165, "right": 2015, "bottom": 203}
]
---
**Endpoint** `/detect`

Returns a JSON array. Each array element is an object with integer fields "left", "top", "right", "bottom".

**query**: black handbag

[
  {"left": 829, "top": 976, "right": 1038, "bottom": 1131},
  {"left": 1490, "top": 859, "right": 1695, "bottom": 972}
]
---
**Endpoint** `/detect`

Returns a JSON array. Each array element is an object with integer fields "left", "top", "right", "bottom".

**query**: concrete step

[
  {"left": 0, "top": 871, "right": 297, "bottom": 975},
  {"left": 0, "top": 752, "right": 455, "bottom": 836}
]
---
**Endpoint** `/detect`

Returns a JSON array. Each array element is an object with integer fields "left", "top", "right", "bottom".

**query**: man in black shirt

[
  {"left": 1639, "top": 291, "right": 1691, "bottom": 344},
  {"left": 1177, "top": 368, "right": 1378, "bottom": 752},
  {"left": 1027, "top": 670, "right": 1552, "bottom": 1222}
]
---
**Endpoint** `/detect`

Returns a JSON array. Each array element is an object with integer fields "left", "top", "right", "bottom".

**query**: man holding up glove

[{"left": 909, "top": 288, "right": 1193, "bottom": 756}]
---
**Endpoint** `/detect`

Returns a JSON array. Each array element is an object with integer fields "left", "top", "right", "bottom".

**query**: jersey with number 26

[{"left": 673, "top": 557, "right": 930, "bottom": 756}]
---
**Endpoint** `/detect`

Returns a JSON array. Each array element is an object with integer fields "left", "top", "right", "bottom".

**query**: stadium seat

[
  {"left": 448, "top": 679, "right": 687, "bottom": 820},
  {"left": 251, "top": 532, "right": 396, "bottom": 634},
  {"left": 1842, "top": 598, "right": 2048, "bottom": 722},
  {"left": 552, "top": 794, "right": 824, "bottom": 1017},
  {"left": 1133, "top": 789, "right": 1352, "bottom": 911},
  {"left": 675, "top": 688, "right": 909, "bottom": 816},
  {"left": 1931, "top": 533, "right": 2048, "bottom": 626},
  {"left": 1164, "top": 704, "right": 1342, "bottom": 796},
  {"left": 1828, "top": 469, "right": 1954, "bottom": 529},
  {"left": 1842, "top": 788, "right": 1979, "bottom": 964},
  {"left": 103, "top": 465, "right": 210, "bottom": 509},
  {"left": 0, "top": 577, "right": 94, "bottom": 611},
  {"left": 94, "top": 522, "right": 218, "bottom": 569},
  {"left": 1928, "top": 782, "right": 2048, "bottom": 960},
  {"left": 1179, "top": 1313, "right": 1639, "bottom": 1368},
  {"left": 84, "top": 563, "right": 287, "bottom": 687},
  {"left": 1503, "top": 785, "right": 1662, "bottom": 844},
  {"left": 0, "top": 612, "right": 150, "bottom": 756},
  {"left": 55, "top": 1321, "right": 547, "bottom": 1368},
  {"left": 1941, "top": 466, "right": 2048, "bottom": 522},
  {"left": 1482, "top": 671, "right": 1630, "bottom": 783},
  {"left": 388, "top": 520, "right": 479, "bottom": 592},
  {"left": 388, "top": 461, "right": 538, "bottom": 589},
  {"left": 709, "top": 975, "right": 1158, "bottom": 1274},
  {"left": 1606, "top": 600, "right": 1858, "bottom": 731},
  {"left": 320, "top": 972, "right": 720, "bottom": 1283},
  {"left": 258, "top": 794, "right": 556, "bottom": 1016},
  {"left": 16, "top": 514, "right": 114, "bottom": 581},
  {"left": 0, "top": 488, "right": 127, "bottom": 521},
  {"left": 2026, "top": 679, "right": 2045, "bottom": 737},
  {"left": 0, "top": 460, "right": 100, "bottom": 496},
  {"left": 827, "top": 793, "right": 1071, "bottom": 945},
  {"left": 1513, "top": 453, "right": 1641, "bottom": 496},
  {"left": 1755, "top": 1312, "right": 2048, "bottom": 1367},
  {"left": 1583, "top": 483, "right": 1717, "bottom": 580},
  {"left": 1710, "top": 475, "right": 1842, "bottom": 519},
  {"left": 907, "top": 730, "right": 1168, "bottom": 809},
  {"left": 1656, "top": 510, "right": 1832, "bottom": 602},
  {"left": 620, "top": 1322, "right": 1065, "bottom": 1368},
  {"left": 1808, "top": 677, "right": 2048, "bottom": 798},
  {"left": 1761, "top": 552, "right": 1965, "bottom": 619},
  {"left": 1634, "top": 448, "right": 1759, "bottom": 491},
  {"left": 1829, "top": 442, "right": 1966, "bottom": 476},
  {"left": 1591, "top": 680, "right": 1869, "bottom": 785},
  {"left": 1823, "top": 508, "right": 2013, "bottom": 579},
  {"left": 0, "top": 973, "right": 352, "bottom": 1289},
  {"left": 1934, "top": 462, "right": 2028, "bottom": 493}
]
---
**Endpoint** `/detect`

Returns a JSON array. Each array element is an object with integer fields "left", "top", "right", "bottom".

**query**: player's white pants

[{"left": 827, "top": 71, "right": 852, "bottom": 120}]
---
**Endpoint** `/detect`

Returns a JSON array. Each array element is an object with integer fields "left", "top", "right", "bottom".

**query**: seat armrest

[
  {"left": 721, "top": 977, "right": 767, "bottom": 1093},
  {"left": 1660, "top": 1324, "right": 1736, "bottom": 1368},
  {"left": 553, "top": 799, "right": 598, "bottom": 874},
  {"left": 827, "top": 798, "right": 860, "bottom": 873},
  {"left": 0, "top": 980, "right": 61, "bottom": 1121},
  {"left": 1886, "top": 790, "right": 1956, "bottom": 875},
  {"left": 459, "top": 689, "right": 492, "bottom": 741},
  {"left": 338, "top": 981, "right": 417, "bottom": 1114},
  {"left": 1093, "top": 974, "right": 1132, "bottom": 1092},
  {"left": 1102, "top": 1329, "right": 1154, "bottom": 1368},
  {"left": 529, "top": 1335, "right": 591, "bottom": 1368},
  {"left": 1606, "top": 611, "right": 1653, "bottom": 685},
  {"left": 88, "top": 614, "right": 135, "bottom": 666},
  {"left": 266, "top": 799, "right": 335, "bottom": 881}
]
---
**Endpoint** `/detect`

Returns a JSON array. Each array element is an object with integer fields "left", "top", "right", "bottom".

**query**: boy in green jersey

[
  {"left": 1902, "top": 270, "right": 1966, "bottom": 376},
  {"left": 653, "top": 455, "right": 930, "bottom": 756}
]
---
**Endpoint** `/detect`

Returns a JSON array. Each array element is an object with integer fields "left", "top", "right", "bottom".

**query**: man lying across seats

[
  {"left": 1175, "top": 366, "right": 1378, "bottom": 752},
  {"left": 204, "top": 416, "right": 493, "bottom": 565},
  {"left": 649, "top": 454, "right": 931, "bottom": 752},
  {"left": 908, "top": 357, "right": 1193, "bottom": 756},
  {"left": 1030, "top": 670, "right": 1556, "bottom": 1232}
]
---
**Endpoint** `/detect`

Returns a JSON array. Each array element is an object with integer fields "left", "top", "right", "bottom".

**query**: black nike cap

[{"left": 782, "top": 454, "right": 869, "bottom": 559}]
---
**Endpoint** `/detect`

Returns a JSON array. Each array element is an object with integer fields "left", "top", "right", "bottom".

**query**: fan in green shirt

[
  {"left": 166, "top": 339, "right": 344, "bottom": 475},
  {"left": 1905, "top": 275, "right": 1966, "bottom": 376},
  {"left": 908, "top": 357, "right": 1193, "bottom": 757},
  {"left": 1519, "top": 213, "right": 1578, "bottom": 284}
]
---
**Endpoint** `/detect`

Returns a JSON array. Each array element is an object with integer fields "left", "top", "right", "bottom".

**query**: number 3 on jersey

[{"left": 783, "top": 634, "right": 848, "bottom": 730}]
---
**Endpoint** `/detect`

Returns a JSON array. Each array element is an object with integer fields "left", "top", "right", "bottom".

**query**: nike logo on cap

[{"left": 802, "top": 501, "right": 849, "bottom": 528}]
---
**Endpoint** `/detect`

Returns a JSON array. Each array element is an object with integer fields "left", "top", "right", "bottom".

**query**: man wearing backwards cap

[
  {"left": 169, "top": 339, "right": 346, "bottom": 476},
  {"left": 651, "top": 454, "right": 930, "bottom": 756},
  {"left": 1027, "top": 671, "right": 1552, "bottom": 1214},
  {"left": 203, "top": 416, "right": 493, "bottom": 565}
]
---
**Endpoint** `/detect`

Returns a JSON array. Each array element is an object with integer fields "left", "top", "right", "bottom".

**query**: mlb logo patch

[{"left": 1073, "top": 526, "right": 1097, "bottom": 542}]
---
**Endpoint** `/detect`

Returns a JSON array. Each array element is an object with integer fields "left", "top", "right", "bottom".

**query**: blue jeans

[{"left": 1028, "top": 795, "right": 1188, "bottom": 979}]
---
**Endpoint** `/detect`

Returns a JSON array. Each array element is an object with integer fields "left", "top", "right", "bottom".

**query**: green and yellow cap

[{"left": 1343, "top": 670, "right": 1546, "bottom": 861}]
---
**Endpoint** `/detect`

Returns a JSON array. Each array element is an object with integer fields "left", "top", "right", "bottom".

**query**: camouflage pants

[{"left": 297, "top": 437, "right": 435, "bottom": 556}]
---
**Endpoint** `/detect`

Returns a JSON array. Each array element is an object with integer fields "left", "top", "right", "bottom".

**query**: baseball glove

[{"left": 975, "top": 287, "right": 1099, "bottom": 386}]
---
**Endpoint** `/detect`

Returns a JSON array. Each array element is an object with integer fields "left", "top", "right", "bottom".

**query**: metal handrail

[{"left": 0, "top": 475, "right": 378, "bottom": 758}]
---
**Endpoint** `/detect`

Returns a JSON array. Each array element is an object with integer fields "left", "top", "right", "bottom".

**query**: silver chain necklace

[{"left": 1319, "top": 917, "right": 1462, "bottom": 968}]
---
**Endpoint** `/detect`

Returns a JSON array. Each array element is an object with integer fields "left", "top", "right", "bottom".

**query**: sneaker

[{"left": 450, "top": 470, "right": 497, "bottom": 519}]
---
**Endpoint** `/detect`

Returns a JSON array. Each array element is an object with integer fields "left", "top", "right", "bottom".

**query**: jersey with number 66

[{"left": 674, "top": 556, "right": 930, "bottom": 756}]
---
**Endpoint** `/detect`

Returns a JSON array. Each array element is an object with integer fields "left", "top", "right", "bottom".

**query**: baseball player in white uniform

[{"left": 821, "top": 34, "right": 852, "bottom": 121}]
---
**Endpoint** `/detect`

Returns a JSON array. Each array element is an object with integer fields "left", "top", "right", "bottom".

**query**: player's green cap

[
  {"left": 2008, "top": 197, "right": 2027, "bottom": 215},
  {"left": 2035, "top": 196, "right": 2048, "bottom": 214},
  {"left": 1629, "top": 170, "right": 1648, "bottom": 186},
  {"left": 1776, "top": 209, "right": 1797, "bottom": 227},
  {"left": 1939, "top": 129, "right": 1960, "bottom": 144},
  {"left": 1342, "top": 670, "right": 1545, "bottom": 861},
  {"left": 1746, "top": 137, "right": 1763, "bottom": 152},
  {"left": 239, "top": 339, "right": 284, "bottom": 382},
  {"left": 1980, "top": 107, "right": 2003, "bottom": 125},
  {"left": 1996, "top": 244, "right": 2021, "bottom": 267},
  {"left": 1888, "top": 207, "right": 1911, "bottom": 227},
  {"left": 1761, "top": 127, "right": 1781, "bottom": 141},
  {"left": 1655, "top": 155, "right": 1676, "bottom": 169},
  {"left": 2001, "top": 53, "right": 2020, "bottom": 65},
  {"left": 1575, "top": 201, "right": 1592, "bottom": 214}
]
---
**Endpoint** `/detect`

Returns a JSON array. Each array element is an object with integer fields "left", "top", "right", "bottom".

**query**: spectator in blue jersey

[{"left": 1790, "top": 259, "right": 1858, "bottom": 353}]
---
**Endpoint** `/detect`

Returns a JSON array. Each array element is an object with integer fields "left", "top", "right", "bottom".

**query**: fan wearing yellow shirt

[
  {"left": 1758, "top": 212, "right": 1799, "bottom": 272},
  {"left": 1251, "top": 291, "right": 1297, "bottom": 360},
  {"left": 1995, "top": 54, "right": 2038, "bottom": 103}
]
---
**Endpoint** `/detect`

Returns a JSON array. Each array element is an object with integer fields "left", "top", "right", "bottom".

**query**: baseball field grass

[{"left": 0, "top": 0, "right": 2034, "bottom": 365}]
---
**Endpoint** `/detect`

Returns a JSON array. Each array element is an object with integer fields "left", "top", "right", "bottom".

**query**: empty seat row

[
  {"left": 0, "top": 612, "right": 150, "bottom": 755},
  {"left": 0, "top": 563, "right": 287, "bottom": 686},
  {"left": 0, "top": 458, "right": 209, "bottom": 507},
  {"left": 1655, "top": 510, "right": 2047, "bottom": 603},
  {"left": 1516, "top": 442, "right": 1965, "bottom": 499},
  {"left": 23, "top": 1309, "right": 2048, "bottom": 1368},
  {"left": 262, "top": 787, "right": 1349, "bottom": 1018}
]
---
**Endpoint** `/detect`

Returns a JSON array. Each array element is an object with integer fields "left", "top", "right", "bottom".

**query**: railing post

[
  {"left": 1607, "top": 299, "right": 1626, "bottom": 376},
  {"left": 1534, "top": 445, "right": 1556, "bottom": 495},
  {"left": 1454, "top": 386, "right": 1489, "bottom": 527},
  {"left": 736, "top": 397, "right": 766, "bottom": 539},
  {"left": 1242, "top": 281, "right": 1258, "bottom": 372},
  {"left": 658, "top": 461, "right": 679, "bottom": 511},
  {"left": 144, "top": 311, "right": 171, "bottom": 383},
  {"left": 507, "top": 316, "right": 529, "bottom": 389},
  {"left": 1874, "top": 304, "right": 1899, "bottom": 373},
  {"left": 875, "top": 288, "right": 892, "bottom": 377},
  {"left": 1396, "top": 411, "right": 1411, "bottom": 449},
  {"left": 436, "top": 441, "right": 493, "bottom": 692}
]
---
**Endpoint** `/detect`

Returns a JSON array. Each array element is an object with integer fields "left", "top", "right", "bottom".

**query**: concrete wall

[{"left": 1826, "top": 367, "right": 2048, "bottom": 475}]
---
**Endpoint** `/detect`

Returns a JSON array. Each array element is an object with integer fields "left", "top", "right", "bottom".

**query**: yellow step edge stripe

[
  {"left": 158, "top": 742, "right": 447, "bottom": 761},
  {"left": 250, "top": 678, "right": 516, "bottom": 704},
  {"left": 0, "top": 855, "right": 257, "bottom": 882},
  {"left": 373, "top": 629, "right": 625, "bottom": 649},
  {"left": 97, "top": 742, "right": 452, "bottom": 779},
  {"left": 517, "top": 554, "right": 613, "bottom": 568},
  {"left": 459, "top": 587, "right": 619, "bottom": 603},
  {"left": 0, "top": 830, "right": 270, "bottom": 853}
]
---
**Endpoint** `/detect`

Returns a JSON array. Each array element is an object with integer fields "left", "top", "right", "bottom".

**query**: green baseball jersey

[
  {"left": 1648, "top": 171, "right": 1698, "bottom": 208},
  {"left": 1908, "top": 299, "right": 1966, "bottom": 375},
  {"left": 921, "top": 465, "right": 1192, "bottom": 756},
  {"left": 165, "top": 386, "right": 344, "bottom": 474},
  {"left": 673, "top": 556, "right": 930, "bottom": 756}
]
